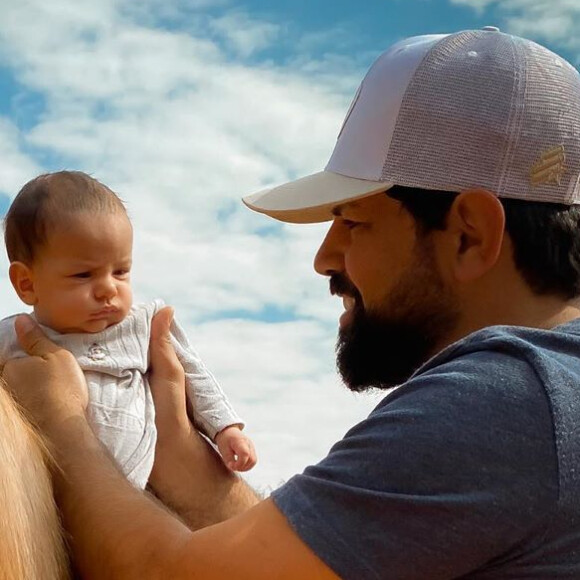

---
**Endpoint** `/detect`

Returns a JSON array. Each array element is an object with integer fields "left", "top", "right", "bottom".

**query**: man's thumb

[
  {"left": 150, "top": 306, "right": 174, "bottom": 344},
  {"left": 14, "top": 315, "right": 60, "bottom": 357},
  {"left": 149, "top": 306, "right": 188, "bottom": 427},
  {"left": 149, "top": 307, "right": 180, "bottom": 371}
]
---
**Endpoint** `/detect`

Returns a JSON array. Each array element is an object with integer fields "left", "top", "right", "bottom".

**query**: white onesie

[{"left": 0, "top": 300, "right": 243, "bottom": 488}]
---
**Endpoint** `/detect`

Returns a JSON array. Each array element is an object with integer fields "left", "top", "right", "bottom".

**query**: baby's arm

[
  {"left": 215, "top": 425, "right": 257, "bottom": 472},
  {"left": 166, "top": 312, "right": 257, "bottom": 471}
]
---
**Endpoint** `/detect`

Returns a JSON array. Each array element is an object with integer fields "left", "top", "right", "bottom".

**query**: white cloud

[
  {"left": 451, "top": 0, "right": 580, "bottom": 53},
  {"left": 0, "top": 118, "right": 41, "bottom": 197},
  {"left": 185, "top": 317, "right": 383, "bottom": 492},
  {"left": 0, "top": 0, "right": 376, "bottom": 490},
  {"left": 449, "top": 0, "right": 493, "bottom": 14},
  {"left": 209, "top": 11, "right": 280, "bottom": 58}
]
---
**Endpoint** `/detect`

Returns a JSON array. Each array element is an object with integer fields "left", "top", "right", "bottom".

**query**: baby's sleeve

[
  {"left": 0, "top": 316, "right": 23, "bottom": 365},
  {"left": 169, "top": 316, "right": 244, "bottom": 440}
]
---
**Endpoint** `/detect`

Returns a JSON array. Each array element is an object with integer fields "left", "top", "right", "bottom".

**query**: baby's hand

[{"left": 215, "top": 425, "right": 257, "bottom": 472}]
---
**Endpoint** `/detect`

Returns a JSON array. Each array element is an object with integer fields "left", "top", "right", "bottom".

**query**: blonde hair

[{"left": 0, "top": 383, "right": 71, "bottom": 580}]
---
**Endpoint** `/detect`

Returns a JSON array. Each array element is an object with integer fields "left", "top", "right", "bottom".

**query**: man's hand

[
  {"left": 147, "top": 306, "right": 191, "bottom": 443},
  {"left": 147, "top": 305, "right": 198, "bottom": 507},
  {"left": 0, "top": 311, "right": 336, "bottom": 580},
  {"left": 147, "top": 306, "right": 260, "bottom": 528},
  {"left": 2, "top": 315, "right": 88, "bottom": 432}
]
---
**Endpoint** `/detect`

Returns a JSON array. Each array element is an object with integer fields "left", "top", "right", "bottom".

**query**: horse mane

[{"left": 0, "top": 383, "right": 71, "bottom": 579}]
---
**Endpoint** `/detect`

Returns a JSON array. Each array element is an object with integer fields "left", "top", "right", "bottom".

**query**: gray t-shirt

[{"left": 273, "top": 321, "right": 580, "bottom": 579}]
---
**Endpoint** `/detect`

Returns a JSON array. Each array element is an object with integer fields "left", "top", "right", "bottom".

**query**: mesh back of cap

[{"left": 381, "top": 30, "right": 580, "bottom": 204}]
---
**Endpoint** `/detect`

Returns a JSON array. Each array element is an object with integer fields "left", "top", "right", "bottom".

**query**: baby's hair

[{"left": 4, "top": 171, "right": 128, "bottom": 264}]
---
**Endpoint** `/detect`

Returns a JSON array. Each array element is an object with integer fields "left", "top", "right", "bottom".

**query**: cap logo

[{"left": 530, "top": 145, "right": 566, "bottom": 186}]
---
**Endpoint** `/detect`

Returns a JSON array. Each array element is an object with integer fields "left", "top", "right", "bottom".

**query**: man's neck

[{"left": 435, "top": 295, "right": 580, "bottom": 356}]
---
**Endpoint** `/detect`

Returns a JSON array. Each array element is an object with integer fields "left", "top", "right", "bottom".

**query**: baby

[{"left": 0, "top": 171, "right": 256, "bottom": 488}]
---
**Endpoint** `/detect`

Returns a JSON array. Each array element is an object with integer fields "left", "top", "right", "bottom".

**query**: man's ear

[
  {"left": 445, "top": 189, "right": 506, "bottom": 283},
  {"left": 9, "top": 262, "right": 37, "bottom": 306}
]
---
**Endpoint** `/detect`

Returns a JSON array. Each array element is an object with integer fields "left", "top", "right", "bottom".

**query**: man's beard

[{"left": 334, "top": 236, "right": 460, "bottom": 392}]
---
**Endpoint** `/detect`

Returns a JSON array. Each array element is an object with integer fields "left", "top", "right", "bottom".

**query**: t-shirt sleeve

[{"left": 272, "top": 352, "right": 558, "bottom": 580}]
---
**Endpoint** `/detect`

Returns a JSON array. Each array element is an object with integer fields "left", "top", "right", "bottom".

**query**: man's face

[
  {"left": 314, "top": 192, "right": 460, "bottom": 391},
  {"left": 24, "top": 211, "right": 134, "bottom": 334}
]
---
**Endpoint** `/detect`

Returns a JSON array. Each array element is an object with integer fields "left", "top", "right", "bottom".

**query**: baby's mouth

[{"left": 92, "top": 307, "right": 118, "bottom": 317}]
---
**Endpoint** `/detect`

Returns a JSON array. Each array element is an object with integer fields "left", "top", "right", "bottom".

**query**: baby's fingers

[
  {"left": 231, "top": 440, "right": 257, "bottom": 472},
  {"left": 220, "top": 446, "right": 237, "bottom": 471}
]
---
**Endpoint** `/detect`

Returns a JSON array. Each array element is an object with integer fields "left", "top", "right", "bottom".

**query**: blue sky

[
  {"left": 1, "top": 0, "right": 579, "bottom": 489},
  {"left": 1, "top": 1, "right": 578, "bottom": 203}
]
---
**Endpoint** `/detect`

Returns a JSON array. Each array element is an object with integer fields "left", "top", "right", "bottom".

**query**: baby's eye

[
  {"left": 114, "top": 269, "right": 130, "bottom": 277},
  {"left": 71, "top": 272, "right": 91, "bottom": 279}
]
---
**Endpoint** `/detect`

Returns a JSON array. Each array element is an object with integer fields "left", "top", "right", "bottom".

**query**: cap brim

[{"left": 242, "top": 171, "right": 394, "bottom": 224}]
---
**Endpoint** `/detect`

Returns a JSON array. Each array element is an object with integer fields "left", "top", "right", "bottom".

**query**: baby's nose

[{"left": 94, "top": 276, "right": 117, "bottom": 300}]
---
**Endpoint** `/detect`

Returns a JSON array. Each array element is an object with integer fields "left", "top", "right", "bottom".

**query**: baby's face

[{"left": 29, "top": 211, "right": 133, "bottom": 334}]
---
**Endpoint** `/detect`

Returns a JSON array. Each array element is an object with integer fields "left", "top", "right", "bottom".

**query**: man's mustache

[{"left": 329, "top": 274, "right": 360, "bottom": 299}]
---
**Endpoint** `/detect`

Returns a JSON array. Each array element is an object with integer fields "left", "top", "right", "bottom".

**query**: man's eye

[{"left": 342, "top": 219, "right": 360, "bottom": 230}]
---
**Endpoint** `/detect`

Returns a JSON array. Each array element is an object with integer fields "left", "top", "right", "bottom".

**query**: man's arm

[
  {"left": 3, "top": 313, "right": 339, "bottom": 579},
  {"left": 146, "top": 307, "right": 259, "bottom": 528}
]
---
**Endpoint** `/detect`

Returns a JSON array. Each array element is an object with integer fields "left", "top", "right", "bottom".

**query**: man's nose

[{"left": 314, "top": 220, "right": 348, "bottom": 277}]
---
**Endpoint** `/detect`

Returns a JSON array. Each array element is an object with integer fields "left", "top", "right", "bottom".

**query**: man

[{"left": 5, "top": 28, "right": 580, "bottom": 579}]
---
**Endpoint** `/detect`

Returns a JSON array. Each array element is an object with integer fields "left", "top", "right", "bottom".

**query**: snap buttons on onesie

[{"left": 87, "top": 343, "right": 108, "bottom": 361}]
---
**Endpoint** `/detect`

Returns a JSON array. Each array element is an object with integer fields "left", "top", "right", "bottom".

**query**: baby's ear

[{"left": 9, "top": 262, "right": 37, "bottom": 306}]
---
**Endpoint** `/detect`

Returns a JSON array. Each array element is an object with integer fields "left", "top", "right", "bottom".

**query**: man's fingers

[
  {"left": 149, "top": 306, "right": 189, "bottom": 438},
  {"left": 14, "top": 315, "right": 61, "bottom": 357},
  {"left": 150, "top": 307, "right": 181, "bottom": 380},
  {"left": 2, "top": 319, "right": 89, "bottom": 431},
  {"left": 150, "top": 306, "right": 174, "bottom": 344}
]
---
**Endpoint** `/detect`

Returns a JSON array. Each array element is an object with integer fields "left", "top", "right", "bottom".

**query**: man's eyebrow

[{"left": 331, "top": 202, "right": 360, "bottom": 217}]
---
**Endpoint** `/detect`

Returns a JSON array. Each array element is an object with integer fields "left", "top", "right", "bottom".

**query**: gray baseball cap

[{"left": 243, "top": 28, "right": 580, "bottom": 223}]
